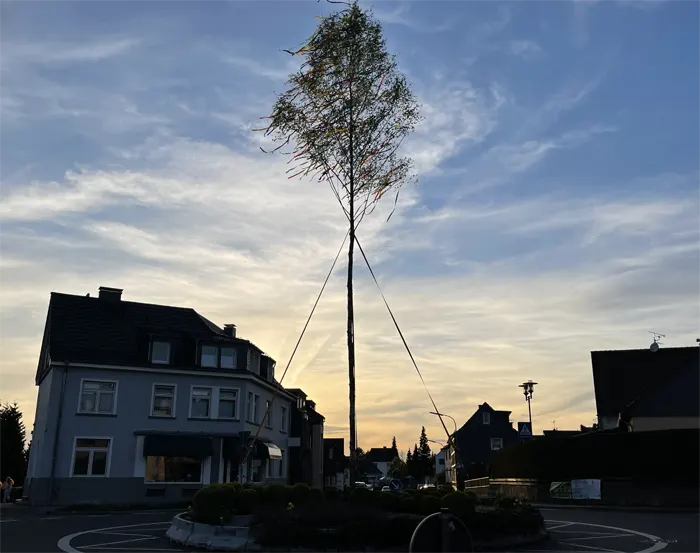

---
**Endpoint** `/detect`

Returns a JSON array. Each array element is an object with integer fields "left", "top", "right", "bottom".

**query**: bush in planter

[
  {"left": 308, "top": 486, "right": 324, "bottom": 504},
  {"left": 237, "top": 488, "right": 259, "bottom": 515},
  {"left": 259, "top": 483, "right": 286, "bottom": 506},
  {"left": 494, "top": 495, "right": 520, "bottom": 510},
  {"left": 420, "top": 494, "right": 442, "bottom": 515},
  {"left": 288, "top": 482, "right": 311, "bottom": 505},
  {"left": 441, "top": 491, "right": 476, "bottom": 517},
  {"left": 349, "top": 487, "right": 373, "bottom": 505},
  {"left": 323, "top": 486, "right": 340, "bottom": 501},
  {"left": 192, "top": 483, "right": 238, "bottom": 524}
]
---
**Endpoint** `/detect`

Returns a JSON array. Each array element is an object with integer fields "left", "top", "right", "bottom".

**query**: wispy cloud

[
  {"left": 5, "top": 37, "right": 140, "bottom": 65},
  {"left": 506, "top": 39, "right": 543, "bottom": 60},
  {"left": 368, "top": 3, "right": 453, "bottom": 33}
]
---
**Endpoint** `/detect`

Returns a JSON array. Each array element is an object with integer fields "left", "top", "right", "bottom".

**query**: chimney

[
  {"left": 98, "top": 287, "right": 123, "bottom": 302},
  {"left": 224, "top": 324, "right": 236, "bottom": 338}
]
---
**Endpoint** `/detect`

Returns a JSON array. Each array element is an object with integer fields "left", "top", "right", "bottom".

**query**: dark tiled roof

[
  {"left": 358, "top": 459, "right": 382, "bottom": 476},
  {"left": 37, "top": 291, "right": 272, "bottom": 384},
  {"left": 591, "top": 346, "right": 699, "bottom": 417},
  {"left": 626, "top": 360, "right": 699, "bottom": 418},
  {"left": 365, "top": 446, "right": 398, "bottom": 463}
]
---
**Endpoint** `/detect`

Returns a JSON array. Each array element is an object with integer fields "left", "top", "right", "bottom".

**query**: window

[
  {"left": 247, "top": 349, "right": 261, "bottom": 375},
  {"left": 191, "top": 387, "right": 212, "bottom": 418},
  {"left": 329, "top": 449, "right": 334, "bottom": 460},
  {"left": 280, "top": 406, "right": 288, "bottom": 432},
  {"left": 145, "top": 456, "right": 202, "bottom": 483},
  {"left": 265, "top": 400, "right": 272, "bottom": 428},
  {"left": 78, "top": 380, "right": 117, "bottom": 414},
  {"left": 221, "top": 347, "right": 237, "bottom": 369},
  {"left": 247, "top": 392, "right": 260, "bottom": 423},
  {"left": 482, "top": 411, "right": 491, "bottom": 425},
  {"left": 490, "top": 437, "right": 503, "bottom": 451},
  {"left": 278, "top": 449, "right": 285, "bottom": 478},
  {"left": 201, "top": 345, "right": 218, "bottom": 368},
  {"left": 218, "top": 389, "right": 238, "bottom": 419},
  {"left": 151, "top": 341, "right": 171, "bottom": 364},
  {"left": 151, "top": 384, "right": 176, "bottom": 417},
  {"left": 72, "top": 438, "right": 111, "bottom": 477}
]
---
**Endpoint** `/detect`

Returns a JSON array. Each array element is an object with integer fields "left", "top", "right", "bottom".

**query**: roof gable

[{"left": 365, "top": 446, "right": 398, "bottom": 463}]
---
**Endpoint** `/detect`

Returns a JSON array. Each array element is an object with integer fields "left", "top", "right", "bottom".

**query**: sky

[{"left": 1, "top": 0, "right": 698, "bottom": 454}]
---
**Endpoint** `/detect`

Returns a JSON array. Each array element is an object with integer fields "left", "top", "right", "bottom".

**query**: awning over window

[
  {"left": 221, "top": 437, "right": 282, "bottom": 461},
  {"left": 263, "top": 442, "right": 282, "bottom": 460},
  {"left": 143, "top": 435, "right": 212, "bottom": 460}
]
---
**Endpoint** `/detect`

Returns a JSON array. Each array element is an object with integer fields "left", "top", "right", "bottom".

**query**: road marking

[
  {"left": 548, "top": 522, "right": 576, "bottom": 530},
  {"left": 545, "top": 519, "right": 669, "bottom": 553},
  {"left": 57, "top": 521, "right": 170, "bottom": 553},
  {"left": 554, "top": 530, "right": 636, "bottom": 536},
  {"left": 564, "top": 542, "right": 623, "bottom": 553},
  {"left": 90, "top": 531, "right": 157, "bottom": 538},
  {"left": 80, "top": 536, "right": 159, "bottom": 548},
  {"left": 0, "top": 519, "right": 18, "bottom": 523},
  {"left": 560, "top": 533, "right": 638, "bottom": 542}
]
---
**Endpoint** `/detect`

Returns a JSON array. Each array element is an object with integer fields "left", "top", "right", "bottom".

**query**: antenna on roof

[{"left": 649, "top": 331, "right": 665, "bottom": 353}]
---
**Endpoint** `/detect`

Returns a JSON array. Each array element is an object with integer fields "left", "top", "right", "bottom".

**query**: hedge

[{"left": 189, "top": 483, "right": 545, "bottom": 549}]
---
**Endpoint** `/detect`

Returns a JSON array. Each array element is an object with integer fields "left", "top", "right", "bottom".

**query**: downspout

[{"left": 48, "top": 362, "right": 68, "bottom": 505}]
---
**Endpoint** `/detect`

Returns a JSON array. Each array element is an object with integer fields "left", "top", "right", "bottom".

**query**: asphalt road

[{"left": 0, "top": 503, "right": 697, "bottom": 553}]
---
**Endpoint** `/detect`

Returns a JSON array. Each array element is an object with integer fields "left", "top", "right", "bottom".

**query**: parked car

[
  {"left": 418, "top": 484, "right": 436, "bottom": 490},
  {"left": 381, "top": 486, "right": 391, "bottom": 492}
]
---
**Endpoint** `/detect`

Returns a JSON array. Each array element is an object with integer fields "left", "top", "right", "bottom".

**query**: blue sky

[{"left": 1, "top": 0, "right": 698, "bottom": 450}]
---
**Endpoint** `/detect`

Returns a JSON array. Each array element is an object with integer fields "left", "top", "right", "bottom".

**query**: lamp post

[
  {"left": 519, "top": 380, "right": 537, "bottom": 430},
  {"left": 429, "top": 411, "right": 457, "bottom": 435}
]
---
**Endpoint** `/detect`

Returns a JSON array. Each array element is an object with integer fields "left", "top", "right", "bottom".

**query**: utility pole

[{"left": 519, "top": 380, "right": 537, "bottom": 431}]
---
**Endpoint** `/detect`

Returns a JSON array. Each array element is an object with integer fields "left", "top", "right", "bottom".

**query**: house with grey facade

[{"left": 25, "top": 286, "right": 296, "bottom": 506}]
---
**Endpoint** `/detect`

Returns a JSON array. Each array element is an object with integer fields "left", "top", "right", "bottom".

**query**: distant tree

[
  {"left": 391, "top": 435, "right": 397, "bottom": 452},
  {"left": 388, "top": 456, "right": 407, "bottom": 477},
  {"left": 355, "top": 447, "right": 366, "bottom": 460},
  {"left": 0, "top": 402, "right": 27, "bottom": 485},
  {"left": 417, "top": 426, "right": 433, "bottom": 479}
]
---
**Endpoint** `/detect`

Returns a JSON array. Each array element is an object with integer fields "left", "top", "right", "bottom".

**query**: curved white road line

[
  {"left": 57, "top": 517, "right": 671, "bottom": 553},
  {"left": 57, "top": 521, "right": 170, "bottom": 553},
  {"left": 545, "top": 519, "right": 669, "bottom": 553}
]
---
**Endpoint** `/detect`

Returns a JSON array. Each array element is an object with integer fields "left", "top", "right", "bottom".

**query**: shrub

[
  {"left": 397, "top": 496, "right": 420, "bottom": 514},
  {"left": 323, "top": 486, "right": 341, "bottom": 501},
  {"left": 238, "top": 488, "right": 259, "bottom": 515},
  {"left": 259, "top": 483, "right": 286, "bottom": 506},
  {"left": 308, "top": 487, "right": 324, "bottom": 504},
  {"left": 420, "top": 494, "right": 442, "bottom": 515},
  {"left": 349, "top": 487, "right": 373, "bottom": 505},
  {"left": 495, "top": 496, "right": 520, "bottom": 510},
  {"left": 441, "top": 491, "right": 476, "bottom": 516},
  {"left": 288, "top": 483, "right": 311, "bottom": 505},
  {"left": 192, "top": 483, "right": 238, "bottom": 524}
]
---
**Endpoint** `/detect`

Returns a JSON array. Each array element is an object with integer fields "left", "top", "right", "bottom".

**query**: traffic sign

[
  {"left": 517, "top": 422, "right": 532, "bottom": 439},
  {"left": 389, "top": 478, "right": 401, "bottom": 491}
]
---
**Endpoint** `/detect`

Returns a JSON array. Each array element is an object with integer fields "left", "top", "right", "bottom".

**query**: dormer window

[
  {"left": 151, "top": 341, "right": 171, "bottom": 365},
  {"left": 201, "top": 345, "right": 218, "bottom": 368},
  {"left": 200, "top": 344, "right": 237, "bottom": 369}
]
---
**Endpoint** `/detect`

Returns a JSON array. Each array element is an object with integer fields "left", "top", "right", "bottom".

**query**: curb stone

[{"left": 169, "top": 513, "right": 549, "bottom": 552}]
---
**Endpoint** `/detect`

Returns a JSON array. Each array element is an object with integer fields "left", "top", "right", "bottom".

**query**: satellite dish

[{"left": 650, "top": 341, "right": 659, "bottom": 353}]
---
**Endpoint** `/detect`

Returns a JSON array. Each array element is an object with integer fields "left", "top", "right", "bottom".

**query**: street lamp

[
  {"left": 427, "top": 439, "right": 445, "bottom": 446},
  {"left": 519, "top": 380, "right": 537, "bottom": 430},
  {"left": 429, "top": 411, "right": 457, "bottom": 435}
]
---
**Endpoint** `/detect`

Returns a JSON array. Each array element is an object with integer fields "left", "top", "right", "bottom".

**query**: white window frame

[
  {"left": 77, "top": 379, "right": 118, "bottom": 415},
  {"left": 70, "top": 436, "right": 112, "bottom": 477},
  {"left": 217, "top": 388, "right": 240, "bottom": 420},
  {"left": 490, "top": 437, "right": 503, "bottom": 451},
  {"left": 150, "top": 383, "right": 177, "bottom": 418},
  {"left": 150, "top": 341, "right": 171, "bottom": 365},
  {"left": 482, "top": 411, "right": 491, "bottom": 425},
  {"left": 280, "top": 405, "right": 288, "bottom": 433},
  {"left": 189, "top": 386, "right": 213, "bottom": 419}
]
